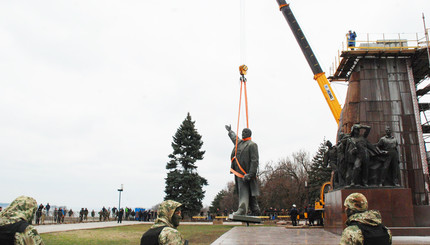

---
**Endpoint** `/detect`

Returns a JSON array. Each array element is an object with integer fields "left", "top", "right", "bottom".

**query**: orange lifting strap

[{"left": 230, "top": 65, "right": 250, "bottom": 179}]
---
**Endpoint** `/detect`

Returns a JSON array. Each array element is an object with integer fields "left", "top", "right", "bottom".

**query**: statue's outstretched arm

[{"left": 225, "top": 124, "right": 237, "bottom": 144}]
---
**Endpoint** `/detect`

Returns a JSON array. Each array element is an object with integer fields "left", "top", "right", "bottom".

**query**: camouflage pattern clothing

[
  {"left": 339, "top": 210, "right": 392, "bottom": 245},
  {"left": 343, "top": 193, "right": 368, "bottom": 212},
  {"left": 150, "top": 200, "right": 185, "bottom": 245},
  {"left": 0, "top": 196, "right": 45, "bottom": 245}
]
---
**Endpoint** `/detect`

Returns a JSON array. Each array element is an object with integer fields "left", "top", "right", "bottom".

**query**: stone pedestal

[
  {"left": 325, "top": 188, "right": 415, "bottom": 235},
  {"left": 228, "top": 214, "right": 261, "bottom": 224}
]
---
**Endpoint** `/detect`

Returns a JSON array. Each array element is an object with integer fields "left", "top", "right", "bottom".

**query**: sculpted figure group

[{"left": 325, "top": 124, "right": 401, "bottom": 188}]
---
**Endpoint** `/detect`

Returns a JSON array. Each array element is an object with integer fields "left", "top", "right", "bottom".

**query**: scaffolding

[{"left": 328, "top": 31, "right": 430, "bottom": 80}]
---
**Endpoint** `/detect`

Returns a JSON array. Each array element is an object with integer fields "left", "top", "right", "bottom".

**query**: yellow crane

[
  {"left": 275, "top": 1, "right": 342, "bottom": 124},
  {"left": 315, "top": 181, "right": 332, "bottom": 211}
]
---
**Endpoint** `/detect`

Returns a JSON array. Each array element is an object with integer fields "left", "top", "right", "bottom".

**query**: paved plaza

[
  {"left": 211, "top": 226, "right": 430, "bottom": 245},
  {"left": 35, "top": 221, "right": 430, "bottom": 244}
]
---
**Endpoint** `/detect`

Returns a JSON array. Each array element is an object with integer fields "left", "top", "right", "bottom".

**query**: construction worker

[
  {"left": 289, "top": 204, "right": 299, "bottom": 226},
  {"left": 340, "top": 193, "right": 391, "bottom": 245},
  {"left": 140, "top": 200, "right": 188, "bottom": 245},
  {"left": 347, "top": 30, "right": 357, "bottom": 49}
]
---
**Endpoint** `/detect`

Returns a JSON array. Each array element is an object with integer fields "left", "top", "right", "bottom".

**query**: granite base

[{"left": 324, "top": 188, "right": 415, "bottom": 235}]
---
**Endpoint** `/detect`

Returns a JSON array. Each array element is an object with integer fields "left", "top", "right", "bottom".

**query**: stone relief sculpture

[
  {"left": 325, "top": 124, "right": 401, "bottom": 189},
  {"left": 377, "top": 126, "right": 400, "bottom": 187}
]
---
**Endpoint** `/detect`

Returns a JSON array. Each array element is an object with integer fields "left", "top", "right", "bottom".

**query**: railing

[{"left": 328, "top": 31, "right": 430, "bottom": 77}]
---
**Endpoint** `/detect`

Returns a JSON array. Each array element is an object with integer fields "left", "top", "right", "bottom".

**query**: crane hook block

[{"left": 239, "top": 65, "right": 248, "bottom": 76}]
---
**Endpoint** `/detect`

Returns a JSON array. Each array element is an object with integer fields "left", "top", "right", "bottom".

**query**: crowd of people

[
  {"left": 29, "top": 203, "right": 159, "bottom": 225},
  {"left": 29, "top": 202, "right": 328, "bottom": 227}
]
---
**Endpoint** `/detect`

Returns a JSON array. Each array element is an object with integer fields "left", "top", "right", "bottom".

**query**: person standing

[
  {"left": 308, "top": 205, "right": 315, "bottom": 226},
  {"left": 57, "top": 208, "right": 63, "bottom": 224},
  {"left": 340, "top": 193, "right": 391, "bottom": 245},
  {"left": 79, "top": 208, "right": 84, "bottom": 223},
  {"left": 45, "top": 203, "right": 50, "bottom": 216},
  {"left": 118, "top": 208, "right": 124, "bottom": 223},
  {"left": 35, "top": 208, "right": 41, "bottom": 225},
  {"left": 289, "top": 204, "right": 299, "bottom": 226},
  {"left": 53, "top": 208, "right": 58, "bottom": 224},
  {"left": 41, "top": 208, "right": 46, "bottom": 225},
  {"left": 347, "top": 30, "right": 357, "bottom": 49},
  {"left": 225, "top": 125, "right": 261, "bottom": 216}
]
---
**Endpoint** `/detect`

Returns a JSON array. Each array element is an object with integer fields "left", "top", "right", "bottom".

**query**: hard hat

[
  {"left": 292, "top": 204, "right": 296, "bottom": 207},
  {"left": 344, "top": 193, "right": 368, "bottom": 212}
]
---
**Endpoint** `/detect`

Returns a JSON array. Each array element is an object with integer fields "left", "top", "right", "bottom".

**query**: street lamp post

[
  {"left": 305, "top": 181, "right": 309, "bottom": 225},
  {"left": 304, "top": 181, "right": 308, "bottom": 205},
  {"left": 118, "top": 184, "right": 124, "bottom": 213}
]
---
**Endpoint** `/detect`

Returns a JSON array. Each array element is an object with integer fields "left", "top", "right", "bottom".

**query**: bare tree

[{"left": 258, "top": 150, "right": 311, "bottom": 212}]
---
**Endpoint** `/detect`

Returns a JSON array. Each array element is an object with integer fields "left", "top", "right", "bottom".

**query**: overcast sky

[{"left": 1, "top": 0, "right": 429, "bottom": 211}]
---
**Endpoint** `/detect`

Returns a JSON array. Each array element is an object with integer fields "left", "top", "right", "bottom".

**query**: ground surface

[{"left": 36, "top": 221, "right": 430, "bottom": 245}]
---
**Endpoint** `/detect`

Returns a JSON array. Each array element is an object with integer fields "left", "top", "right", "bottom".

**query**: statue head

[
  {"left": 350, "top": 124, "right": 360, "bottom": 137},
  {"left": 385, "top": 126, "right": 392, "bottom": 137},
  {"left": 242, "top": 128, "right": 252, "bottom": 139},
  {"left": 338, "top": 132, "right": 345, "bottom": 141},
  {"left": 326, "top": 140, "right": 332, "bottom": 148}
]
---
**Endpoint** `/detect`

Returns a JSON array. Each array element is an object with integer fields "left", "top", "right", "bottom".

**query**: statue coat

[{"left": 228, "top": 130, "right": 260, "bottom": 197}]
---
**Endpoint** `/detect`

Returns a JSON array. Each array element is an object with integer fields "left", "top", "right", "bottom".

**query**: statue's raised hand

[{"left": 225, "top": 125, "right": 231, "bottom": 131}]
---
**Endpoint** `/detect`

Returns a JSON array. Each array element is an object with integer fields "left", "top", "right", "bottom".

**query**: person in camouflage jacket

[
  {"left": 340, "top": 193, "right": 391, "bottom": 245},
  {"left": 0, "top": 196, "right": 44, "bottom": 245},
  {"left": 140, "top": 200, "right": 187, "bottom": 245}
]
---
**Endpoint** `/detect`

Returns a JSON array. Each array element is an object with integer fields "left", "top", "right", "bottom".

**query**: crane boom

[{"left": 275, "top": 1, "right": 342, "bottom": 124}]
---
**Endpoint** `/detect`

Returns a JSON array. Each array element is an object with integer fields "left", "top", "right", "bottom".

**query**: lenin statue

[{"left": 225, "top": 125, "right": 261, "bottom": 216}]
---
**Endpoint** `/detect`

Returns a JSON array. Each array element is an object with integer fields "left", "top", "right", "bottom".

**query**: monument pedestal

[{"left": 325, "top": 188, "right": 415, "bottom": 235}]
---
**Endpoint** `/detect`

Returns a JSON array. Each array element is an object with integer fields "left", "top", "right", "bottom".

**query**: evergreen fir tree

[
  {"left": 164, "top": 113, "right": 208, "bottom": 218},
  {"left": 209, "top": 189, "right": 227, "bottom": 214},
  {"left": 308, "top": 139, "right": 332, "bottom": 203}
]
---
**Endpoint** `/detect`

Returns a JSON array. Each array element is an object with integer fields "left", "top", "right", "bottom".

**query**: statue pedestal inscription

[{"left": 325, "top": 188, "right": 415, "bottom": 235}]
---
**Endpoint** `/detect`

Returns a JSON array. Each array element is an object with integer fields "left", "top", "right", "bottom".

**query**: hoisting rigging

[
  {"left": 230, "top": 0, "right": 252, "bottom": 179},
  {"left": 230, "top": 65, "right": 250, "bottom": 179}
]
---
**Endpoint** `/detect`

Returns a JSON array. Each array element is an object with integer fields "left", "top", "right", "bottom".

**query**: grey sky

[{"left": 1, "top": 0, "right": 429, "bottom": 210}]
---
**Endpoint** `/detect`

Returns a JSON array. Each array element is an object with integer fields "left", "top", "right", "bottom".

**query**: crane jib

[
  {"left": 277, "top": 1, "right": 323, "bottom": 75},
  {"left": 276, "top": 0, "right": 342, "bottom": 124},
  {"left": 324, "top": 84, "right": 335, "bottom": 101}
]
